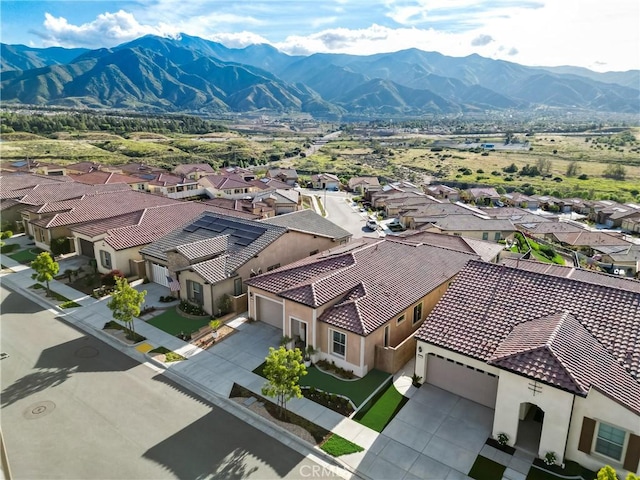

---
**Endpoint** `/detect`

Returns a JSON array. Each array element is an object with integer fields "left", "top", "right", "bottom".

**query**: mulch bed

[{"left": 485, "top": 437, "right": 516, "bottom": 455}]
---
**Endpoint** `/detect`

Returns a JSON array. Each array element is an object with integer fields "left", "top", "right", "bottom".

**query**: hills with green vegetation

[{"left": 1, "top": 34, "right": 638, "bottom": 117}]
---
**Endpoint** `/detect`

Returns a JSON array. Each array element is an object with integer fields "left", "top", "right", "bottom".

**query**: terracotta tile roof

[
  {"left": 247, "top": 238, "right": 477, "bottom": 335},
  {"left": 262, "top": 209, "right": 351, "bottom": 241},
  {"left": 348, "top": 176, "right": 380, "bottom": 188},
  {"left": 0, "top": 173, "right": 73, "bottom": 195},
  {"left": 199, "top": 175, "right": 253, "bottom": 190},
  {"left": 70, "top": 171, "right": 144, "bottom": 185},
  {"left": 141, "top": 212, "right": 288, "bottom": 284},
  {"left": 500, "top": 258, "right": 640, "bottom": 293},
  {"left": 32, "top": 190, "right": 180, "bottom": 228},
  {"left": 415, "top": 260, "right": 640, "bottom": 413},
  {"left": 4, "top": 181, "right": 129, "bottom": 205},
  {"left": 101, "top": 203, "right": 216, "bottom": 250},
  {"left": 117, "top": 163, "right": 166, "bottom": 175},
  {"left": 71, "top": 211, "right": 144, "bottom": 238},
  {"left": 398, "top": 231, "right": 503, "bottom": 262},
  {"left": 419, "top": 214, "right": 515, "bottom": 232},
  {"left": 173, "top": 163, "right": 215, "bottom": 175},
  {"left": 490, "top": 311, "right": 640, "bottom": 413},
  {"left": 312, "top": 173, "right": 340, "bottom": 182},
  {"left": 65, "top": 162, "right": 101, "bottom": 174},
  {"left": 521, "top": 222, "right": 585, "bottom": 234},
  {"left": 552, "top": 230, "right": 630, "bottom": 247},
  {"left": 198, "top": 198, "right": 263, "bottom": 219}
]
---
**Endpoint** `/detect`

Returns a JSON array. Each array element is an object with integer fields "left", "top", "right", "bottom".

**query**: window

[
  {"left": 482, "top": 232, "right": 489, "bottom": 240},
  {"left": 331, "top": 330, "right": 346, "bottom": 358},
  {"left": 413, "top": 303, "right": 423, "bottom": 324},
  {"left": 494, "top": 232, "right": 501, "bottom": 241},
  {"left": 397, "top": 314, "right": 405, "bottom": 325},
  {"left": 99, "top": 250, "right": 112, "bottom": 269},
  {"left": 595, "top": 423, "right": 626, "bottom": 460},
  {"left": 234, "top": 278, "right": 242, "bottom": 296},
  {"left": 186, "top": 280, "right": 204, "bottom": 306}
]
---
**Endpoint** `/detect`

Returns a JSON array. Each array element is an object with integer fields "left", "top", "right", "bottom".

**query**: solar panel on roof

[{"left": 183, "top": 225, "right": 198, "bottom": 232}]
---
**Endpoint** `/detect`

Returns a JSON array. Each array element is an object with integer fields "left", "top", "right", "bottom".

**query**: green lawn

[
  {"left": 320, "top": 434, "right": 364, "bottom": 457},
  {"left": 8, "top": 248, "right": 42, "bottom": 264},
  {"left": 253, "top": 363, "right": 390, "bottom": 407},
  {"left": 353, "top": 382, "right": 409, "bottom": 432},
  {"left": 146, "top": 308, "right": 211, "bottom": 336},
  {"left": 468, "top": 456, "right": 506, "bottom": 480}
]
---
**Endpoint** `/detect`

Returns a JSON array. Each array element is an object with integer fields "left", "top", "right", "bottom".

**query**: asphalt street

[{"left": 0, "top": 285, "right": 335, "bottom": 480}]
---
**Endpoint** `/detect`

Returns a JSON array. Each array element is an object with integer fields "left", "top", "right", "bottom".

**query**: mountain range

[{"left": 1, "top": 34, "right": 638, "bottom": 118}]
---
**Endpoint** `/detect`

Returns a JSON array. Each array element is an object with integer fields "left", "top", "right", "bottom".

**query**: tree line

[{"left": 0, "top": 111, "right": 228, "bottom": 136}]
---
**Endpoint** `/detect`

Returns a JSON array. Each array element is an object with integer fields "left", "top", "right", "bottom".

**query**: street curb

[{"left": 1, "top": 275, "right": 366, "bottom": 480}]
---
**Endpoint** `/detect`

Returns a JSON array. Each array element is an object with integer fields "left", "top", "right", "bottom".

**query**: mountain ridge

[{"left": 1, "top": 34, "right": 638, "bottom": 117}]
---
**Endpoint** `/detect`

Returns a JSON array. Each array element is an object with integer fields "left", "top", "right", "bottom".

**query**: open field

[{"left": 2, "top": 125, "right": 639, "bottom": 201}]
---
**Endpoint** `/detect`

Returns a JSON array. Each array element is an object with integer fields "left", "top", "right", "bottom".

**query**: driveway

[{"left": 344, "top": 384, "right": 494, "bottom": 480}]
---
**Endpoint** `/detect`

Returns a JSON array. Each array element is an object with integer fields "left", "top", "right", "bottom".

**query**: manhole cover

[
  {"left": 75, "top": 346, "right": 99, "bottom": 358},
  {"left": 23, "top": 401, "right": 56, "bottom": 419}
]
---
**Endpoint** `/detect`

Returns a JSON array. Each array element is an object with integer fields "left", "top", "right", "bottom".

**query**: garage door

[
  {"left": 426, "top": 354, "right": 498, "bottom": 408},
  {"left": 151, "top": 263, "right": 169, "bottom": 287},
  {"left": 255, "top": 296, "right": 283, "bottom": 329}
]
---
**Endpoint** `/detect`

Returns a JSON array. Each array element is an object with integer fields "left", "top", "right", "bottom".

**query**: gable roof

[
  {"left": 249, "top": 177, "right": 293, "bottom": 190},
  {"left": 421, "top": 214, "right": 515, "bottom": 232},
  {"left": 199, "top": 174, "right": 253, "bottom": 190},
  {"left": 173, "top": 163, "right": 215, "bottom": 175},
  {"left": 1, "top": 176, "right": 122, "bottom": 204},
  {"left": 398, "top": 231, "right": 504, "bottom": 262},
  {"left": 70, "top": 171, "right": 144, "bottom": 186},
  {"left": 247, "top": 238, "right": 477, "bottom": 335},
  {"left": 415, "top": 260, "right": 640, "bottom": 414},
  {"left": 140, "top": 212, "right": 288, "bottom": 283},
  {"left": 30, "top": 190, "right": 180, "bottom": 228},
  {"left": 261, "top": 209, "right": 351, "bottom": 241}
]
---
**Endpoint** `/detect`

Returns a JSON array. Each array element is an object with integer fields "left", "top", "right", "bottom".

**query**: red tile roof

[
  {"left": 70, "top": 171, "right": 144, "bottom": 185},
  {"left": 247, "top": 238, "right": 478, "bottom": 335},
  {"left": 3, "top": 181, "right": 128, "bottom": 205},
  {"left": 199, "top": 175, "right": 254, "bottom": 190},
  {"left": 416, "top": 260, "right": 640, "bottom": 413}
]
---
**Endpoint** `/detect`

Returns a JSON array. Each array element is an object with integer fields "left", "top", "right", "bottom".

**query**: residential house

[
  {"left": 531, "top": 195, "right": 564, "bottom": 212},
  {"left": 384, "top": 194, "right": 440, "bottom": 218},
  {"left": 198, "top": 174, "right": 256, "bottom": 199},
  {"left": 622, "top": 215, "right": 640, "bottom": 234},
  {"left": 371, "top": 190, "right": 431, "bottom": 210},
  {"left": 519, "top": 221, "right": 586, "bottom": 244},
  {"left": 399, "top": 230, "right": 505, "bottom": 263},
  {"left": 419, "top": 214, "right": 516, "bottom": 242},
  {"left": 140, "top": 212, "right": 350, "bottom": 316},
  {"left": 0, "top": 173, "right": 75, "bottom": 229},
  {"left": 1, "top": 160, "right": 67, "bottom": 176},
  {"left": 400, "top": 203, "right": 480, "bottom": 229},
  {"left": 463, "top": 187, "right": 501, "bottom": 206},
  {"left": 414, "top": 260, "right": 640, "bottom": 474},
  {"left": 201, "top": 198, "right": 269, "bottom": 219},
  {"left": 267, "top": 168, "right": 298, "bottom": 186},
  {"left": 503, "top": 192, "right": 538, "bottom": 210},
  {"left": 218, "top": 167, "right": 256, "bottom": 182},
  {"left": 116, "top": 162, "right": 167, "bottom": 176},
  {"left": 22, "top": 188, "right": 179, "bottom": 252},
  {"left": 424, "top": 184, "right": 460, "bottom": 202},
  {"left": 173, "top": 163, "right": 216, "bottom": 180},
  {"left": 70, "top": 202, "right": 225, "bottom": 277},
  {"left": 348, "top": 177, "right": 381, "bottom": 196},
  {"left": 70, "top": 170, "right": 148, "bottom": 192},
  {"left": 246, "top": 238, "right": 478, "bottom": 377},
  {"left": 249, "top": 177, "right": 294, "bottom": 192},
  {"left": 591, "top": 243, "right": 640, "bottom": 278},
  {"left": 65, "top": 162, "right": 102, "bottom": 174},
  {"left": 142, "top": 173, "right": 204, "bottom": 199},
  {"left": 311, "top": 173, "right": 340, "bottom": 190}
]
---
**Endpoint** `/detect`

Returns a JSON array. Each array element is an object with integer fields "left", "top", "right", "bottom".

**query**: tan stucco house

[
  {"left": 140, "top": 211, "right": 351, "bottom": 316},
  {"left": 246, "top": 238, "right": 478, "bottom": 377},
  {"left": 414, "top": 260, "right": 640, "bottom": 474}
]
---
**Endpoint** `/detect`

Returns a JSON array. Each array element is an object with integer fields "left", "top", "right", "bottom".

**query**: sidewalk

[{"left": 0, "top": 254, "right": 375, "bottom": 479}]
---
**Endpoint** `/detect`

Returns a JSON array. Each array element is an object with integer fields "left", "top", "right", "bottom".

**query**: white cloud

[
  {"left": 202, "top": 32, "right": 271, "bottom": 49},
  {"left": 471, "top": 34, "right": 493, "bottom": 46},
  {"left": 36, "top": 10, "right": 177, "bottom": 47}
]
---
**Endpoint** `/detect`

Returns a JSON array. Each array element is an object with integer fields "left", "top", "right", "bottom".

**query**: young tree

[
  {"left": 106, "top": 277, "right": 146, "bottom": 338},
  {"left": 261, "top": 346, "right": 307, "bottom": 419},
  {"left": 566, "top": 161, "right": 581, "bottom": 177},
  {"left": 31, "top": 252, "right": 59, "bottom": 297}
]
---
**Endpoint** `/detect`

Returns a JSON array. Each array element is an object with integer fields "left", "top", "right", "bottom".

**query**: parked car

[{"left": 366, "top": 219, "right": 378, "bottom": 230}]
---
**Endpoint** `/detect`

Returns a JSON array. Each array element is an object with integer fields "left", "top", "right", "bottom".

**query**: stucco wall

[
  {"left": 493, "top": 371, "right": 574, "bottom": 462},
  {"left": 566, "top": 389, "right": 640, "bottom": 474}
]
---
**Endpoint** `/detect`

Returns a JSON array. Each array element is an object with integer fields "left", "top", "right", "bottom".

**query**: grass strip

[
  {"left": 353, "top": 383, "right": 408, "bottom": 432},
  {"left": 149, "top": 346, "right": 186, "bottom": 362},
  {"left": 320, "top": 434, "right": 364, "bottom": 457},
  {"left": 146, "top": 308, "right": 211, "bottom": 335}
]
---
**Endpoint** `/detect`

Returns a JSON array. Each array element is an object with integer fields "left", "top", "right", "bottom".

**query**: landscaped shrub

[
  {"left": 303, "top": 387, "right": 354, "bottom": 416},
  {"left": 101, "top": 269, "right": 124, "bottom": 287},
  {"left": 315, "top": 359, "right": 355, "bottom": 379},
  {"left": 50, "top": 237, "right": 71, "bottom": 256},
  {"left": 179, "top": 299, "right": 206, "bottom": 316},
  {"left": 216, "top": 293, "right": 232, "bottom": 316}
]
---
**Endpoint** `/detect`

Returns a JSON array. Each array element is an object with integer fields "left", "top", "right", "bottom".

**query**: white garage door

[
  {"left": 151, "top": 263, "right": 169, "bottom": 287},
  {"left": 255, "top": 296, "right": 283, "bottom": 329},
  {"left": 426, "top": 354, "right": 498, "bottom": 408}
]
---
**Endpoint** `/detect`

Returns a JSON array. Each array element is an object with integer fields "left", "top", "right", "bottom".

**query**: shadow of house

[{"left": 142, "top": 409, "right": 307, "bottom": 479}]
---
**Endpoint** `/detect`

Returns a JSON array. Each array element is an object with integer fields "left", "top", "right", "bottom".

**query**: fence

[{"left": 374, "top": 334, "right": 417, "bottom": 374}]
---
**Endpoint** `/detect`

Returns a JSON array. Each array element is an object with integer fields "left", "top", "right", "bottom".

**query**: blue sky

[{"left": 1, "top": 0, "right": 638, "bottom": 72}]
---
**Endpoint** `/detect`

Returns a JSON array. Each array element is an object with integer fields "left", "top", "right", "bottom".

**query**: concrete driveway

[{"left": 346, "top": 384, "right": 494, "bottom": 480}]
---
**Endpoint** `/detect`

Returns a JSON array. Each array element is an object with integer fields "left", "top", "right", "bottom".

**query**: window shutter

[
  {"left": 623, "top": 433, "right": 640, "bottom": 473},
  {"left": 578, "top": 417, "right": 596, "bottom": 453}
]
